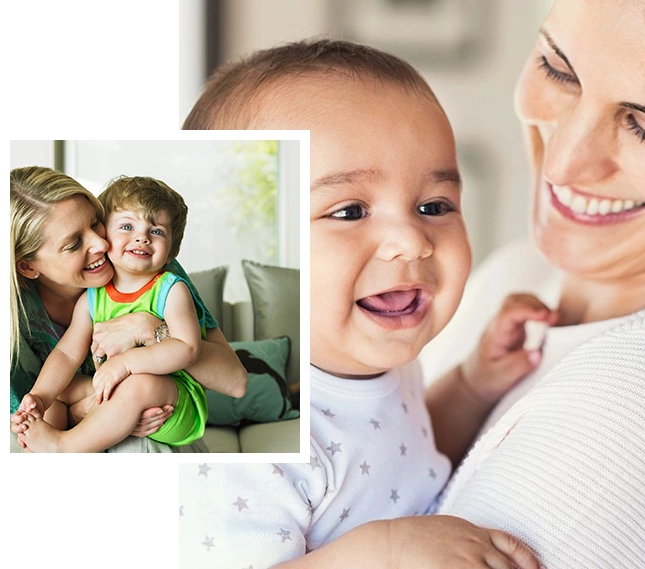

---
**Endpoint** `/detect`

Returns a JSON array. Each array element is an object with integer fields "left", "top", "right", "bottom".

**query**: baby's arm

[
  {"left": 426, "top": 294, "right": 558, "bottom": 465},
  {"left": 273, "top": 515, "right": 540, "bottom": 569},
  {"left": 14, "top": 292, "right": 93, "bottom": 418},
  {"left": 92, "top": 281, "right": 202, "bottom": 403}
]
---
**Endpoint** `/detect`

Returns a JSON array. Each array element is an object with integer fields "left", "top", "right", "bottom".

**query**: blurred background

[{"left": 180, "top": 0, "right": 555, "bottom": 268}]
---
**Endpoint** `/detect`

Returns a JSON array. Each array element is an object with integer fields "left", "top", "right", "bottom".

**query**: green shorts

[{"left": 148, "top": 370, "right": 207, "bottom": 446}]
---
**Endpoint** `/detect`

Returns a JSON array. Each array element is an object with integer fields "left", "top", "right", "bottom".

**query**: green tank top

[{"left": 87, "top": 271, "right": 208, "bottom": 446}]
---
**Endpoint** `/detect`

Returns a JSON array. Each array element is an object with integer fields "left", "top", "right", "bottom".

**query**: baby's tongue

[{"left": 358, "top": 290, "right": 417, "bottom": 313}]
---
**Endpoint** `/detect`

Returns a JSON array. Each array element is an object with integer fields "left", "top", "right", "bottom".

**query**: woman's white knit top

[{"left": 439, "top": 310, "right": 645, "bottom": 568}]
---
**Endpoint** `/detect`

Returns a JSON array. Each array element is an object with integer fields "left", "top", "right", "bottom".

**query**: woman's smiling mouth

[
  {"left": 84, "top": 255, "right": 107, "bottom": 271},
  {"left": 549, "top": 183, "right": 645, "bottom": 225}
]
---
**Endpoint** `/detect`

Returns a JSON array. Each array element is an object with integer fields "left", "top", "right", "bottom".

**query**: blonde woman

[{"left": 10, "top": 166, "right": 246, "bottom": 452}]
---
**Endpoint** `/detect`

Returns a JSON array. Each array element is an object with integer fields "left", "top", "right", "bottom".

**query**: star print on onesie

[{"left": 178, "top": 360, "right": 451, "bottom": 569}]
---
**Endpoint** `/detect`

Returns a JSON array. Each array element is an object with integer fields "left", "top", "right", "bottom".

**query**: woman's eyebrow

[
  {"left": 540, "top": 29, "right": 576, "bottom": 76},
  {"left": 621, "top": 102, "right": 645, "bottom": 114}
]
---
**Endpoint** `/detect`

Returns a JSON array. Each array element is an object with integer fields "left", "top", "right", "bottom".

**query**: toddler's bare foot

[{"left": 19, "top": 413, "right": 63, "bottom": 453}]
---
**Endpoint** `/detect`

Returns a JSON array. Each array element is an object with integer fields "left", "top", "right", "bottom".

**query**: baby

[
  {"left": 179, "top": 40, "right": 542, "bottom": 569},
  {"left": 13, "top": 176, "right": 208, "bottom": 452}
]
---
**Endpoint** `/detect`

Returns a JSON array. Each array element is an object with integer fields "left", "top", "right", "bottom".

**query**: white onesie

[{"left": 179, "top": 360, "right": 451, "bottom": 568}]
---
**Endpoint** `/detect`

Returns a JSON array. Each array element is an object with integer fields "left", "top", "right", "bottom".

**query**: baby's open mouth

[{"left": 357, "top": 289, "right": 420, "bottom": 316}]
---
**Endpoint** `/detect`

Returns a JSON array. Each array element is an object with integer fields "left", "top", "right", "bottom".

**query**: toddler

[
  {"left": 179, "top": 40, "right": 542, "bottom": 569},
  {"left": 13, "top": 176, "right": 208, "bottom": 452}
]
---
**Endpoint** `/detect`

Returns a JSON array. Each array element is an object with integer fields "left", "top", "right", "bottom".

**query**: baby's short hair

[
  {"left": 183, "top": 38, "right": 440, "bottom": 130},
  {"left": 99, "top": 176, "right": 188, "bottom": 260}
]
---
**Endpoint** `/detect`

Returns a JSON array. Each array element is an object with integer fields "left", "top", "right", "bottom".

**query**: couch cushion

[
  {"left": 201, "top": 426, "right": 242, "bottom": 453},
  {"left": 242, "top": 260, "right": 300, "bottom": 387},
  {"left": 204, "top": 337, "right": 299, "bottom": 426},
  {"left": 239, "top": 418, "right": 300, "bottom": 453},
  {"left": 186, "top": 266, "right": 228, "bottom": 327}
]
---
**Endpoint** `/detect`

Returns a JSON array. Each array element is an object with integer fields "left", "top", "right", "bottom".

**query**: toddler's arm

[
  {"left": 91, "top": 315, "right": 247, "bottom": 398},
  {"left": 426, "top": 294, "right": 558, "bottom": 465},
  {"left": 92, "top": 281, "right": 202, "bottom": 403},
  {"left": 273, "top": 515, "right": 540, "bottom": 569},
  {"left": 12, "top": 292, "right": 93, "bottom": 420}
]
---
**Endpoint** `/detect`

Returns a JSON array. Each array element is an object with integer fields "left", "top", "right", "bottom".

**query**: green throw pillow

[
  {"left": 242, "top": 260, "right": 300, "bottom": 388},
  {"left": 186, "top": 265, "right": 228, "bottom": 325},
  {"left": 205, "top": 337, "right": 300, "bottom": 426}
]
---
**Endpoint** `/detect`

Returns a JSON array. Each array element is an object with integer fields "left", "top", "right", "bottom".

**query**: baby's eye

[
  {"left": 330, "top": 204, "right": 367, "bottom": 221},
  {"left": 418, "top": 201, "right": 454, "bottom": 216},
  {"left": 120, "top": 223, "right": 133, "bottom": 231},
  {"left": 151, "top": 228, "right": 165, "bottom": 236}
]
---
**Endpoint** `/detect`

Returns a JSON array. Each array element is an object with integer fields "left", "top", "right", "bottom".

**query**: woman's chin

[
  {"left": 82, "top": 263, "right": 113, "bottom": 288},
  {"left": 534, "top": 220, "right": 585, "bottom": 271}
]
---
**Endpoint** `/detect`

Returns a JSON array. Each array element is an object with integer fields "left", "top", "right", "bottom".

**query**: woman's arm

[
  {"left": 185, "top": 327, "right": 247, "bottom": 398},
  {"left": 28, "top": 293, "right": 94, "bottom": 411},
  {"left": 91, "top": 313, "right": 248, "bottom": 398}
]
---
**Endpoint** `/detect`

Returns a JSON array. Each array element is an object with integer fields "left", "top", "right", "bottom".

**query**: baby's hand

[
  {"left": 389, "top": 515, "right": 541, "bottom": 569},
  {"left": 92, "top": 356, "right": 131, "bottom": 404},
  {"left": 461, "top": 293, "right": 559, "bottom": 403}
]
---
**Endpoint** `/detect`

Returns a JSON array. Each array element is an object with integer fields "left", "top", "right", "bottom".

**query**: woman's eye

[
  {"left": 66, "top": 240, "right": 81, "bottom": 251},
  {"left": 330, "top": 204, "right": 366, "bottom": 221},
  {"left": 418, "top": 201, "right": 453, "bottom": 216},
  {"left": 538, "top": 55, "right": 578, "bottom": 85},
  {"left": 626, "top": 114, "right": 645, "bottom": 144}
]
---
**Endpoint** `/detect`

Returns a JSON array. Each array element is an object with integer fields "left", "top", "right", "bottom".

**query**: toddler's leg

[
  {"left": 43, "top": 375, "right": 95, "bottom": 430},
  {"left": 19, "top": 374, "right": 178, "bottom": 453}
]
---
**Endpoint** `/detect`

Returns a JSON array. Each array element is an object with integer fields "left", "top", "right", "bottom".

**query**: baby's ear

[{"left": 16, "top": 260, "right": 39, "bottom": 280}]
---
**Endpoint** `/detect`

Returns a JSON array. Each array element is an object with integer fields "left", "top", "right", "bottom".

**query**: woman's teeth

[
  {"left": 553, "top": 185, "right": 643, "bottom": 216},
  {"left": 85, "top": 256, "right": 106, "bottom": 270}
]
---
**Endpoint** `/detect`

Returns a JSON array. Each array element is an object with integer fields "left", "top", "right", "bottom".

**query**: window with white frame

[{"left": 11, "top": 139, "right": 301, "bottom": 304}]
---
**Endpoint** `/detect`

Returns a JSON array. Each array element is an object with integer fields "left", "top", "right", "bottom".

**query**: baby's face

[
  {"left": 105, "top": 208, "right": 173, "bottom": 278},
  {"left": 257, "top": 76, "right": 472, "bottom": 377}
]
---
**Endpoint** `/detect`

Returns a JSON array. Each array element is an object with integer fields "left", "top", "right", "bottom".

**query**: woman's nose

[
  {"left": 89, "top": 231, "right": 109, "bottom": 253},
  {"left": 543, "top": 100, "right": 619, "bottom": 187},
  {"left": 375, "top": 217, "right": 433, "bottom": 263}
]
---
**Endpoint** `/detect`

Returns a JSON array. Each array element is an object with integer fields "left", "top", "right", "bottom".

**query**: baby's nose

[{"left": 376, "top": 219, "right": 433, "bottom": 262}]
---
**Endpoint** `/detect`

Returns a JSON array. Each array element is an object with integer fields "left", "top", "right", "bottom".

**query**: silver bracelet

[{"left": 154, "top": 320, "right": 170, "bottom": 343}]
